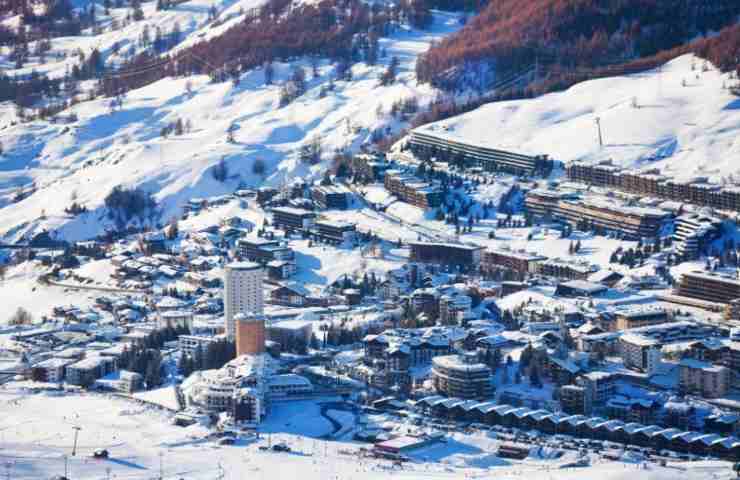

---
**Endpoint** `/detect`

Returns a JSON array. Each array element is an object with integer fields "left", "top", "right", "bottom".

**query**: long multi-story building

[
  {"left": 537, "top": 258, "right": 597, "bottom": 281},
  {"left": 270, "top": 207, "right": 316, "bottom": 231},
  {"left": 566, "top": 160, "right": 740, "bottom": 214},
  {"left": 224, "top": 262, "right": 264, "bottom": 340},
  {"left": 481, "top": 248, "right": 546, "bottom": 275},
  {"left": 674, "top": 271, "right": 740, "bottom": 305},
  {"left": 407, "top": 128, "right": 551, "bottom": 177},
  {"left": 236, "top": 238, "right": 294, "bottom": 263},
  {"left": 525, "top": 190, "right": 671, "bottom": 239},
  {"left": 313, "top": 219, "right": 357, "bottom": 244},
  {"left": 409, "top": 242, "right": 484, "bottom": 268},
  {"left": 432, "top": 353, "right": 493, "bottom": 400},
  {"left": 614, "top": 306, "right": 670, "bottom": 331},
  {"left": 384, "top": 170, "right": 443, "bottom": 209}
]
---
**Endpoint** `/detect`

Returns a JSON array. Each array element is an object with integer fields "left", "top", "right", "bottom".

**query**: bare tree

[
  {"left": 252, "top": 157, "right": 266, "bottom": 176},
  {"left": 9, "top": 307, "right": 32, "bottom": 326}
]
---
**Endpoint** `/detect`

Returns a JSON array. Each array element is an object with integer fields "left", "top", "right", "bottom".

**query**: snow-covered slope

[
  {"left": 0, "top": 11, "right": 461, "bottom": 241},
  {"left": 414, "top": 55, "right": 740, "bottom": 181},
  {"left": 0, "top": 0, "right": 268, "bottom": 82}
]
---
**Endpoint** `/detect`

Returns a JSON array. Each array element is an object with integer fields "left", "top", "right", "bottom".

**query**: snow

[
  {"left": 0, "top": 387, "right": 734, "bottom": 480},
  {"left": 0, "top": 262, "right": 98, "bottom": 323},
  {"left": 415, "top": 55, "right": 740, "bottom": 182},
  {"left": 0, "top": 11, "right": 463, "bottom": 243},
  {"left": 291, "top": 239, "right": 406, "bottom": 288},
  {"left": 133, "top": 385, "right": 181, "bottom": 410}
]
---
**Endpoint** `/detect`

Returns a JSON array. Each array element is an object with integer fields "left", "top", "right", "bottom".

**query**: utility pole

[
  {"left": 5, "top": 461, "right": 11, "bottom": 480},
  {"left": 63, "top": 455, "right": 68, "bottom": 479},
  {"left": 158, "top": 451, "right": 164, "bottom": 480},
  {"left": 71, "top": 426, "right": 81, "bottom": 456},
  {"left": 594, "top": 116, "right": 603, "bottom": 148}
]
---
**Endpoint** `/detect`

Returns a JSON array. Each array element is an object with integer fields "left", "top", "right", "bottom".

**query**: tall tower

[
  {"left": 224, "top": 262, "right": 264, "bottom": 340},
  {"left": 235, "top": 313, "right": 266, "bottom": 356}
]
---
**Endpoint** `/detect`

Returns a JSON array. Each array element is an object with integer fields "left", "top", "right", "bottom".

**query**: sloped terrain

[
  {"left": 0, "top": 8, "right": 461, "bottom": 241},
  {"left": 415, "top": 0, "right": 740, "bottom": 91},
  {"left": 411, "top": 55, "right": 740, "bottom": 181}
]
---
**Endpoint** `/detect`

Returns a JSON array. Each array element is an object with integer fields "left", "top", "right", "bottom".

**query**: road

[
  {"left": 346, "top": 183, "right": 457, "bottom": 244},
  {"left": 42, "top": 278, "right": 148, "bottom": 295}
]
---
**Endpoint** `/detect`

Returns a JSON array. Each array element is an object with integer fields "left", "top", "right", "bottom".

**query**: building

[
  {"left": 618, "top": 320, "right": 725, "bottom": 373},
  {"left": 266, "top": 319, "right": 313, "bottom": 351},
  {"left": 481, "top": 248, "right": 546, "bottom": 275},
  {"left": 351, "top": 153, "right": 392, "bottom": 182},
  {"left": 431, "top": 354, "right": 493, "bottom": 400},
  {"left": 270, "top": 282, "right": 311, "bottom": 307},
  {"left": 409, "top": 242, "right": 484, "bottom": 268},
  {"left": 384, "top": 170, "right": 443, "bottom": 209},
  {"left": 687, "top": 339, "right": 740, "bottom": 384},
  {"left": 439, "top": 294, "right": 472, "bottom": 325},
  {"left": 256, "top": 187, "right": 278, "bottom": 204},
  {"left": 525, "top": 190, "right": 671, "bottom": 239},
  {"left": 615, "top": 306, "right": 670, "bottom": 331},
  {"left": 267, "top": 374, "right": 314, "bottom": 399},
  {"left": 224, "top": 262, "right": 264, "bottom": 340},
  {"left": 95, "top": 370, "right": 144, "bottom": 394},
  {"left": 313, "top": 220, "right": 356, "bottom": 244},
  {"left": 235, "top": 313, "right": 266, "bottom": 356},
  {"left": 178, "top": 334, "right": 221, "bottom": 358},
  {"left": 271, "top": 206, "right": 316, "bottom": 231},
  {"left": 407, "top": 128, "right": 550, "bottom": 177},
  {"left": 578, "top": 371, "right": 617, "bottom": 408},
  {"left": 65, "top": 356, "right": 117, "bottom": 386},
  {"left": 725, "top": 299, "right": 740, "bottom": 321},
  {"left": 538, "top": 258, "right": 597, "bottom": 281},
  {"left": 31, "top": 358, "right": 76, "bottom": 383},
  {"left": 158, "top": 310, "right": 193, "bottom": 331},
  {"left": 566, "top": 160, "right": 740, "bottom": 214},
  {"left": 679, "top": 359, "right": 731, "bottom": 398},
  {"left": 311, "top": 184, "right": 351, "bottom": 209},
  {"left": 266, "top": 260, "right": 296, "bottom": 280},
  {"left": 619, "top": 334, "right": 662, "bottom": 373},
  {"left": 554, "top": 280, "right": 608, "bottom": 298},
  {"left": 236, "top": 238, "right": 293, "bottom": 263},
  {"left": 360, "top": 329, "right": 456, "bottom": 389},
  {"left": 674, "top": 213, "right": 722, "bottom": 260},
  {"left": 560, "top": 385, "right": 590, "bottom": 414},
  {"left": 675, "top": 271, "right": 740, "bottom": 305},
  {"left": 233, "top": 387, "right": 263, "bottom": 424}
]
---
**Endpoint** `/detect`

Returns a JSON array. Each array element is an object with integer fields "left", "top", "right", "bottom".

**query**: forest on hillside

[{"left": 415, "top": 0, "right": 740, "bottom": 91}]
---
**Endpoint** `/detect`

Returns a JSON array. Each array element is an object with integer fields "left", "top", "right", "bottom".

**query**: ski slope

[
  {"left": 0, "top": 10, "right": 461, "bottom": 242},
  {"left": 413, "top": 55, "right": 740, "bottom": 182},
  {"left": 0, "top": 388, "right": 735, "bottom": 480}
]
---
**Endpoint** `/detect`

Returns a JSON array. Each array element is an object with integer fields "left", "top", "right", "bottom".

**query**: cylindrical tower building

[{"left": 235, "top": 312, "right": 266, "bottom": 356}]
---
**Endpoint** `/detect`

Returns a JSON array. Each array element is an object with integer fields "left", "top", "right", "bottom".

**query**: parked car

[{"left": 92, "top": 449, "right": 109, "bottom": 459}]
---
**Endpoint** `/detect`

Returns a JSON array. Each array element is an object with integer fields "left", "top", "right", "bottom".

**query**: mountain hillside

[
  {"left": 409, "top": 55, "right": 740, "bottom": 182},
  {"left": 0, "top": 7, "right": 460, "bottom": 241},
  {"left": 415, "top": 0, "right": 740, "bottom": 91}
]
